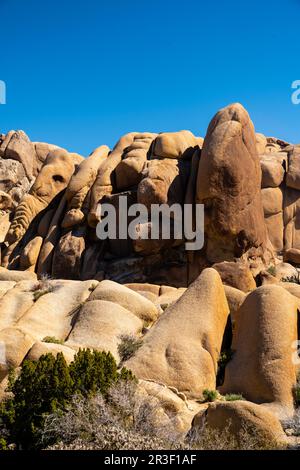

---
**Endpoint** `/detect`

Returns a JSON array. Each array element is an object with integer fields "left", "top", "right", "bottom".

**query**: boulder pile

[{"left": 1, "top": 103, "right": 300, "bottom": 447}]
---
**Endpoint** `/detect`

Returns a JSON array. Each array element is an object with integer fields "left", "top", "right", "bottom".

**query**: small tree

[{"left": 0, "top": 349, "right": 134, "bottom": 449}]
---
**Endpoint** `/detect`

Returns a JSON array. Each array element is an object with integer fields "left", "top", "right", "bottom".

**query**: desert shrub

[
  {"left": 0, "top": 349, "right": 134, "bottom": 449},
  {"left": 40, "top": 381, "right": 180, "bottom": 450},
  {"left": 282, "top": 409, "right": 300, "bottom": 437},
  {"left": 42, "top": 336, "right": 64, "bottom": 345},
  {"left": 117, "top": 334, "right": 143, "bottom": 362},
  {"left": 217, "top": 348, "right": 233, "bottom": 386},
  {"left": 39, "top": 382, "right": 282, "bottom": 451},
  {"left": 32, "top": 274, "right": 55, "bottom": 301},
  {"left": 267, "top": 265, "right": 276, "bottom": 276},
  {"left": 186, "top": 423, "right": 283, "bottom": 450},
  {"left": 224, "top": 393, "right": 245, "bottom": 401},
  {"left": 202, "top": 389, "right": 218, "bottom": 403},
  {"left": 0, "top": 436, "right": 9, "bottom": 450}
]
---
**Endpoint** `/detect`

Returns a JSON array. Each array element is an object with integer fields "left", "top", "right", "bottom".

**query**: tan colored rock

[
  {"left": 212, "top": 261, "right": 256, "bottom": 292},
  {"left": 0, "top": 212, "right": 10, "bottom": 243},
  {"left": 115, "top": 133, "right": 157, "bottom": 190},
  {"left": 134, "top": 157, "right": 190, "bottom": 254},
  {"left": 279, "top": 281, "right": 300, "bottom": 300},
  {"left": 256, "top": 133, "right": 267, "bottom": 154},
  {"left": 139, "top": 379, "right": 203, "bottom": 434},
  {"left": 66, "top": 300, "right": 143, "bottom": 361},
  {"left": 37, "top": 208, "right": 55, "bottom": 238},
  {"left": 261, "top": 187, "right": 283, "bottom": 216},
  {"left": 88, "top": 280, "right": 158, "bottom": 322},
  {"left": 260, "top": 153, "right": 286, "bottom": 188},
  {"left": 19, "top": 235, "right": 43, "bottom": 271},
  {"left": 223, "top": 285, "right": 246, "bottom": 326},
  {"left": 0, "top": 281, "right": 15, "bottom": 300},
  {"left": 125, "top": 268, "right": 229, "bottom": 398},
  {"left": 0, "top": 267, "right": 37, "bottom": 282},
  {"left": 17, "top": 280, "right": 97, "bottom": 341},
  {"left": 156, "top": 290, "right": 185, "bottom": 310},
  {"left": 196, "top": 103, "right": 270, "bottom": 267},
  {"left": 62, "top": 145, "right": 110, "bottom": 228},
  {"left": 283, "top": 187, "right": 300, "bottom": 255},
  {"left": 265, "top": 213, "right": 284, "bottom": 253},
  {"left": 284, "top": 248, "right": 300, "bottom": 264},
  {"left": 151, "top": 130, "right": 200, "bottom": 160},
  {"left": 26, "top": 341, "right": 75, "bottom": 364},
  {"left": 0, "top": 130, "right": 15, "bottom": 157},
  {"left": 33, "top": 142, "right": 62, "bottom": 164},
  {"left": 125, "top": 283, "right": 161, "bottom": 296},
  {"left": 5, "top": 149, "right": 75, "bottom": 246},
  {"left": 3, "top": 130, "right": 37, "bottom": 179},
  {"left": 0, "top": 159, "right": 31, "bottom": 206},
  {"left": 0, "top": 280, "right": 36, "bottom": 331},
  {"left": 259, "top": 270, "right": 279, "bottom": 286},
  {"left": 193, "top": 401, "right": 287, "bottom": 448},
  {"left": 274, "top": 262, "right": 299, "bottom": 281},
  {"left": 88, "top": 132, "right": 138, "bottom": 227},
  {"left": 138, "top": 157, "right": 190, "bottom": 209},
  {"left": 0, "top": 327, "right": 35, "bottom": 380},
  {"left": 221, "top": 285, "right": 298, "bottom": 418},
  {"left": 286, "top": 146, "right": 300, "bottom": 190},
  {"left": 37, "top": 195, "right": 67, "bottom": 275},
  {"left": 0, "top": 191, "right": 15, "bottom": 212}
]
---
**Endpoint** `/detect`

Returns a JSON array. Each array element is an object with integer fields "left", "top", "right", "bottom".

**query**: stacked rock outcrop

[{"left": 1, "top": 103, "right": 300, "bottom": 446}]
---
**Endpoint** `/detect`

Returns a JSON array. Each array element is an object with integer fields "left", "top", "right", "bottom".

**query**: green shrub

[
  {"left": 267, "top": 265, "right": 276, "bottom": 276},
  {"left": 0, "top": 349, "right": 134, "bottom": 449},
  {"left": 117, "top": 334, "right": 143, "bottom": 362},
  {"left": 42, "top": 336, "right": 64, "bottom": 345},
  {"left": 217, "top": 349, "right": 234, "bottom": 386},
  {"left": 202, "top": 389, "right": 218, "bottom": 403},
  {"left": 224, "top": 393, "right": 245, "bottom": 401},
  {"left": 0, "top": 437, "right": 8, "bottom": 450}
]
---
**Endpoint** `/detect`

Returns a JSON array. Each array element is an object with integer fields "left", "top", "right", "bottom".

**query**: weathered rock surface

[
  {"left": 221, "top": 285, "right": 298, "bottom": 418},
  {"left": 125, "top": 268, "right": 229, "bottom": 398},
  {"left": 196, "top": 103, "right": 270, "bottom": 273},
  {"left": 191, "top": 401, "right": 287, "bottom": 447},
  {"left": 66, "top": 300, "right": 143, "bottom": 361}
]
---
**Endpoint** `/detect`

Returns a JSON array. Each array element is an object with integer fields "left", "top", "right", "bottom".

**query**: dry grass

[{"left": 40, "top": 380, "right": 284, "bottom": 451}]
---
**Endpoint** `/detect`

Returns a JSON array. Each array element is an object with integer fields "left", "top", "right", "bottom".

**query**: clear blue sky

[{"left": 1, "top": 0, "right": 300, "bottom": 155}]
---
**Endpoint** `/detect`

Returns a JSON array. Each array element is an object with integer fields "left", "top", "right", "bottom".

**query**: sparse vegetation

[
  {"left": 42, "top": 336, "right": 64, "bottom": 345},
  {"left": 187, "top": 422, "right": 284, "bottom": 450},
  {"left": 217, "top": 348, "right": 234, "bottom": 386},
  {"left": 224, "top": 393, "right": 245, "bottom": 401},
  {"left": 118, "top": 334, "right": 143, "bottom": 362},
  {"left": 32, "top": 274, "right": 55, "bottom": 301},
  {"left": 40, "top": 381, "right": 179, "bottom": 450},
  {"left": 0, "top": 349, "right": 134, "bottom": 449},
  {"left": 267, "top": 265, "right": 276, "bottom": 276},
  {"left": 202, "top": 389, "right": 218, "bottom": 403},
  {"left": 282, "top": 410, "right": 300, "bottom": 437}
]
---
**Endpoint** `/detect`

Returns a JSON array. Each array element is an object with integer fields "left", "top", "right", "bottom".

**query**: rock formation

[{"left": 1, "top": 103, "right": 300, "bottom": 446}]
